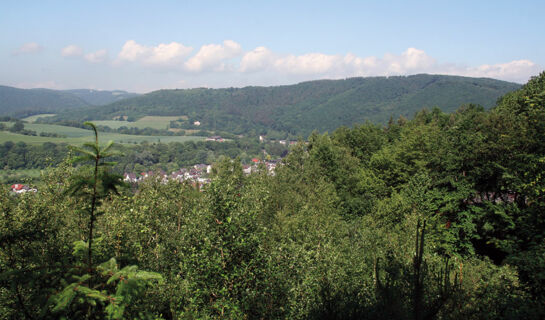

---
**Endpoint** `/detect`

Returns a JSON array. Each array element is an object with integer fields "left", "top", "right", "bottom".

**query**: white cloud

[
  {"left": 117, "top": 40, "right": 193, "bottom": 66},
  {"left": 185, "top": 40, "right": 242, "bottom": 72},
  {"left": 106, "top": 40, "right": 541, "bottom": 86},
  {"left": 274, "top": 53, "right": 341, "bottom": 75},
  {"left": 239, "top": 46, "right": 276, "bottom": 72},
  {"left": 456, "top": 60, "right": 540, "bottom": 83},
  {"left": 84, "top": 49, "right": 108, "bottom": 63},
  {"left": 13, "top": 42, "right": 43, "bottom": 55},
  {"left": 236, "top": 46, "right": 538, "bottom": 84},
  {"left": 61, "top": 45, "right": 83, "bottom": 57}
]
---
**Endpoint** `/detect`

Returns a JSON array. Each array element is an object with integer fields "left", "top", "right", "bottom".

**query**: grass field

[
  {"left": 25, "top": 123, "right": 94, "bottom": 137},
  {"left": 93, "top": 116, "right": 188, "bottom": 130},
  {"left": 22, "top": 114, "right": 57, "bottom": 122},
  {"left": 0, "top": 122, "right": 205, "bottom": 145},
  {"left": 0, "top": 168, "right": 43, "bottom": 184}
]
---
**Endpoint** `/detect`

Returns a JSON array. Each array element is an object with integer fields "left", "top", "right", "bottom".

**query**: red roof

[
  {"left": 11, "top": 184, "right": 24, "bottom": 191},
  {"left": 251, "top": 158, "right": 259, "bottom": 163}
]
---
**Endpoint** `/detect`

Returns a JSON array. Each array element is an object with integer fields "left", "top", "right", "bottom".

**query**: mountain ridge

[
  {"left": 10, "top": 74, "right": 520, "bottom": 137},
  {"left": 0, "top": 86, "right": 139, "bottom": 117}
]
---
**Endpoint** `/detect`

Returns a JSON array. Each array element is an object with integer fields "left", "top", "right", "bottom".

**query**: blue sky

[{"left": 1, "top": 0, "right": 543, "bottom": 92}]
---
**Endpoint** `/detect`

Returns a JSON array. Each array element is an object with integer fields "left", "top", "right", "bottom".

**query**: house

[
  {"left": 123, "top": 173, "right": 138, "bottom": 183},
  {"left": 193, "top": 121, "right": 201, "bottom": 126},
  {"left": 11, "top": 184, "right": 24, "bottom": 192},
  {"left": 242, "top": 165, "right": 252, "bottom": 175},
  {"left": 206, "top": 136, "right": 224, "bottom": 142},
  {"left": 10, "top": 184, "right": 37, "bottom": 194}
]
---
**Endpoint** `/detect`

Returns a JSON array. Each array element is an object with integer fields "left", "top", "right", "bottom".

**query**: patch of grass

[
  {"left": 22, "top": 114, "right": 57, "bottom": 123},
  {"left": 93, "top": 116, "right": 187, "bottom": 130},
  {"left": 24, "top": 123, "right": 93, "bottom": 137},
  {"left": 0, "top": 168, "right": 42, "bottom": 184},
  {"left": 0, "top": 126, "right": 205, "bottom": 145}
]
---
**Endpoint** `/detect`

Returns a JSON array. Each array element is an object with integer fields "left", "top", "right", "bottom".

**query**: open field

[
  {"left": 25, "top": 123, "right": 95, "bottom": 137},
  {"left": 0, "top": 123, "right": 205, "bottom": 145},
  {"left": 0, "top": 168, "right": 43, "bottom": 184},
  {"left": 93, "top": 115, "right": 188, "bottom": 130},
  {"left": 22, "top": 114, "right": 57, "bottom": 122}
]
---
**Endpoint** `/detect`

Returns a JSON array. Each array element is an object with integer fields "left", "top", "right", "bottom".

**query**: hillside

[
  {"left": 51, "top": 74, "right": 520, "bottom": 137},
  {"left": 0, "top": 86, "right": 138, "bottom": 118},
  {"left": 64, "top": 89, "right": 139, "bottom": 106},
  {"left": 0, "top": 86, "right": 89, "bottom": 117}
]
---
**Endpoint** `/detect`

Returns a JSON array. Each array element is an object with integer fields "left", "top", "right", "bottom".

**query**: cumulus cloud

[
  {"left": 84, "top": 49, "right": 108, "bottom": 63},
  {"left": 239, "top": 46, "right": 276, "bottom": 72},
  {"left": 236, "top": 46, "right": 538, "bottom": 83},
  {"left": 456, "top": 60, "right": 540, "bottom": 83},
  {"left": 13, "top": 42, "right": 43, "bottom": 55},
  {"left": 238, "top": 47, "right": 438, "bottom": 77},
  {"left": 61, "top": 45, "right": 83, "bottom": 57},
  {"left": 110, "top": 39, "right": 539, "bottom": 85},
  {"left": 274, "top": 53, "right": 341, "bottom": 75},
  {"left": 185, "top": 40, "right": 242, "bottom": 72},
  {"left": 117, "top": 40, "right": 193, "bottom": 66}
]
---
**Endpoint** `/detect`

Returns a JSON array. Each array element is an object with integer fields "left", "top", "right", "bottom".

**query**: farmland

[
  {"left": 22, "top": 114, "right": 57, "bottom": 122},
  {"left": 0, "top": 168, "right": 42, "bottom": 184},
  {"left": 0, "top": 122, "right": 205, "bottom": 145},
  {"left": 93, "top": 115, "right": 188, "bottom": 130}
]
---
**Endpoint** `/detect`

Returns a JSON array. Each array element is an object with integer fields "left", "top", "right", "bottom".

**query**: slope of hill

[
  {"left": 64, "top": 89, "right": 139, "bottom": 106},
  {"left": 50, "top": 74, "right": 521, "bottom": 137},
  {"left": 0, "top": 86, "right": 139, "bottom": 118},
  {"left": 0, "top": 86, "right": 89, "bottom": 117}
]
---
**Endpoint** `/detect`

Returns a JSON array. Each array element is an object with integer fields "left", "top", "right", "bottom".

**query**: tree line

[{"left": 0, "top": 137, "right": 287, "bottom": 176}]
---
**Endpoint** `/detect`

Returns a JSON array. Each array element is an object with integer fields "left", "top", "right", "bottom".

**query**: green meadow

[
  {"left": 0, "top": 122, "right": 205, "bottom": 145},
  {"left": 93, "top": 115, "right": 188, "bottom": 130},
  {"left": 22, "top": 114, "right": 57, "bottom": 122},
  {"left": 0, "top": 168, "right": 42, "bottom": 184}
]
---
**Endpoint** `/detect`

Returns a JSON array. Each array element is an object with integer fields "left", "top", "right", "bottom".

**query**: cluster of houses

[
  {"left": 123, "top": 159, "right": 281, "bottom": 187},
  {"left": 123, "top": 164, "right": 212, "bottom": 186},
  {"left": 243, "top": 158, "right": 279, "bottom": 175}
]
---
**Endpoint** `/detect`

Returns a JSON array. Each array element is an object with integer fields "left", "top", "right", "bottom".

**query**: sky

[{"left": 1, "top": 0, "right": 544, "bottom": 93}]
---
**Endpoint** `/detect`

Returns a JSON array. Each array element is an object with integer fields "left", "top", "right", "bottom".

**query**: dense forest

[
  {"left": 46, "top": 74, "right": 520, "bottom": 138},
  {"left": 1, "top": 72, "right": 544, "bottom": 319},
  {"left": 0, "top": 86, "right": 137, "bottom": 118}
]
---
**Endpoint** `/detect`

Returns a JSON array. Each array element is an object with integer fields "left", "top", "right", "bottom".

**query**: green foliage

[{"left": 49, "top": 254, "right": 162, "bottom": 319}]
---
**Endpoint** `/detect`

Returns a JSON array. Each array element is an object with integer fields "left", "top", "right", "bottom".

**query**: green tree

[{"left": 48, "top": 122, "right": 163, "bottom": 319}]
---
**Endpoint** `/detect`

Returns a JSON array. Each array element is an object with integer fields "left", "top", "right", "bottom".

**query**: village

[
  {"left": 9, "top": 159, "right": 280, "bottom": 194},
  {"left": 122, "top": 158, "right": 281, "bottom": 188}
]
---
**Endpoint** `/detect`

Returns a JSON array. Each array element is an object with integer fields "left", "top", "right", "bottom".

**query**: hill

[
  {"left": 0, "top": 86, "right": 89, "bottom": 117},
  {"left": 0, "top": 86, "right": 138, "bottom": 118},
  {"left": 51, "top": 74, "right": 521, "bottom": 137},
  {"left": 63, "top": 89, "right": 139, "bottom": 106}
]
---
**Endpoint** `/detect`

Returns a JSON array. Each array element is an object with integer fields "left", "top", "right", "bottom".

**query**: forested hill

[
  {"left": 53, "top": 74, "right": 520, "bottom": 137},
  {"left": 63, "top": 89, "right": 139, "bottom": 106},
  {"left": 0, "top": 86, "right": 138, "bottom": 118},
  {"left": 0, "top": 86, "right": 88, "bottom": 117}
]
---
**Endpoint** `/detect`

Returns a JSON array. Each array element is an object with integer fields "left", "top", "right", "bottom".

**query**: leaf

[{"left": 101, "top": 140, "right": 115, "bottom": 154}]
